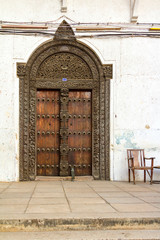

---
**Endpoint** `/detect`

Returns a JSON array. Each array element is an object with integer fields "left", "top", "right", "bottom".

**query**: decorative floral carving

[
  {"left": 17, "top": 63, "right": 26, "bottom": 77},
  {"left": 36, "top": 53, "right": 93, "bottom": 79},
  {"left": 103, "top": 64, "right": 113, "bottom": 79}
]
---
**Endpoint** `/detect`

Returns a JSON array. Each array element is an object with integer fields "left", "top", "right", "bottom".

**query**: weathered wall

[{"left": 0, "top": 0, "right": 160, "bottom": 181}]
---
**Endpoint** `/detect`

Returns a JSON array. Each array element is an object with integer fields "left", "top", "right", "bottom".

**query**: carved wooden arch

[{"left": 17, "top": 20, "right": 112, "bottom": 181}]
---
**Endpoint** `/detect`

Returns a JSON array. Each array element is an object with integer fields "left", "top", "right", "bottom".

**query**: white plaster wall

[{"left": 0, "top": 0, "right": 160, "bottom": 181}]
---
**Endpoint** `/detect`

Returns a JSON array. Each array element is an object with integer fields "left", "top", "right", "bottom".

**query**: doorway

[{"left": 36, "top": 89, "right": 92, "bottom": 176}]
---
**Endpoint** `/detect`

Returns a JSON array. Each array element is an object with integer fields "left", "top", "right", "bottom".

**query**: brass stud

[
  {"left": 46, "top": 131, "right": 50, "bottom": 135},
  {"left": 37, "top": 98, "right": 40, "bottom": 102},
  {"left": 56, "top": 148, "right": 59, "bottom": 151},
  {"left": 88, "top": 132, "right": 91, "bottom": 135},
  {"left": 78, "top": 115, "right": 81, "bottom": 118},
  {"left": 37, "top": 131, "right": 40, "bottom": 135},
  {"left": 78, "top": 99, "right": 81, "bottom": 102},
  {"left": 46, "top": 148, "right": 50, "bottom": 152},
  {"left": 88, "top": 148, "right": 91, "bottom": 151},
  {"left": 68, "top": 99, "right": 71, "bottom": 102},
  {"left": 83, "top": 148, "right": 86, "bottom": 151},
  {"left": 78, "top": 132, "right": 81, "bottom": 135},
  {"left": 37, "top": 165, "right": 40, "bottom": 168},
  {"left": 73, "top": 148, "right": 76, "bottom": 151},
  {"left": 78, "top": 148, "right": 81, "bottom": 151},
  {"left": 69, "top": 148, "right": 72, "bottom": 151},
  {"left": 83, "top": 164, "right": 86, "bottom": 168},
  {"left": 47, "top": 165, "right": 50, "bottom": 168},
  {"left": 47, "top": 115, "right": 50, "bottom": 118},
  {"left": 51, "top": 165, "right": 54, "bottom": 168},
  {"left": 57, "top": 99, "right": 59, "bottom": 102},
  {"left": 42, "top": 115, "right": 45, "bottom": 118},
  {"left": 42, "top": 98, "right": 45, "bottom": 102},
  {"left": 69, "top": 131, "right": 72, "bottom": 135},
  {"left": 88, "top": 165, "right": 91, "bottom": 167},
  {"left": 73, "top": 115, "right": 76, "bottom": 118},
  {"left": 52, "top": 99, "right": 55, "bottom": 102},
  {"left": 42, "top": 148, "right": 45, "bottom": 152},
  {"left": 42, "top": 165, "right": 45, "bottom": 168},
  {"left": 51, "top": 131, "right": 55, "bottom": 135},
  {"left": 83, "top": 99, "right": 86, "bottom": 102},
  {"left": 37, "top": 148, "right": 40, "bottom": 152},
  {"left": 73, "top": 132, "right": 76, "bottom": 135},
  {"left": 37, "top": 115, "right": 40, "bottom": 119},
  {"left": 51, "top": 148, "right": 55, "bottom": 152},
  {"left": 83, "top": 115, "right": 86, "bottom": 119},
  {"left": 88, "top": 99, "right": 91, "bottom": 102},
  {"left": 42, "top": 131, "right": 45, "bottom": 135},
  {"left": 52, "top": 115, "right": 55, "bottom": 118},
  {"left": 69, "top": 115, "right": 72, "bottom": 118},
  {"left": 56, "top": 165, "right": 59, "bottom": 168},
  {"left": 57, "top": 132, "right": 59, "bottom": 135},
  {"left": 47, "top": 98, "right": 50, "bottom": 102},
  {"left": 56, "top": 115, "right": 59, "bottom": 118},
  {"left": 83, "top": 131, "right": 86, "bottom": 135},
  {"left": 88, "top": 115, "right": 91, "bottom": 118}
]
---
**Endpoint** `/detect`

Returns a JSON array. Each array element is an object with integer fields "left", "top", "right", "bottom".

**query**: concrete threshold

[
  {"left": 1, "top": 217, "right": 160, "bottom": 232},
  {"left": 35, "top": 176, "right": 94, "bottom": 181}
]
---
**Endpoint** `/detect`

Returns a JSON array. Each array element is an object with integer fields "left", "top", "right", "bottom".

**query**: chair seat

[{"left": 130, "top": 167, "right": 153, "bottom": 170}]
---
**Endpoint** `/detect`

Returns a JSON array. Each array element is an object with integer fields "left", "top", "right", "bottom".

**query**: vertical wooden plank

[
  {"left": 36, "top": 90, "right": 60, "bottom": 176},
  {"left": 68, "top": 90, "right": 92, "bottom": 176}
]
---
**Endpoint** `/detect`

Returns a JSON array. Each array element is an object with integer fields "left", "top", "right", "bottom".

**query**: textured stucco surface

[{"left": 0, "top": 0, "right": 160, "bottom": 181}]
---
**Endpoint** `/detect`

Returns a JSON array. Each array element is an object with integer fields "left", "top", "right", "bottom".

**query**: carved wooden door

[
  {"left": 68, "top": 91, "right": 92, "bottom": 176},
  {"left": 36, "top": 90, "right": 60, "bottom": 176},
  {"left": 36, "top": 89, "right": 92, "bottom": 176}
]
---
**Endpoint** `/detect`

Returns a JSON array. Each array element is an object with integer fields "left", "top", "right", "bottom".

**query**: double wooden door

[{"left": 36, "top": 89, "right": 92, "bottom": 176}]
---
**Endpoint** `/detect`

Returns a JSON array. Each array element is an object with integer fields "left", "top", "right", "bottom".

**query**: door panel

[
  {"left": 68, "top": 91, "right": 92, "bottom": 176},
  {"left": 36, "top": 90, "right": 60, "bottom": 176},
  {"left": 36, "top": 89, "right": 92, "bottom": 176}
]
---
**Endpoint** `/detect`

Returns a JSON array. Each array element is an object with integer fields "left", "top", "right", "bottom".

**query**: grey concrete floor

[{"left": 0, "top": 180, "right": 160, "bottom": 219}]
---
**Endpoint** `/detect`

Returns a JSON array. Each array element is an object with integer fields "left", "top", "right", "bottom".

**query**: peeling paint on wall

[{"left": 115, "top": 131, "right": 138, "bottom": 149}]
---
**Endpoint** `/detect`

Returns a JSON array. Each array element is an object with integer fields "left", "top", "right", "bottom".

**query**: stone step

[
  {"left": 1, "top": 217, "right": 160, "bottom": 232},
  {"left": 0, "top": 230, "right": 160, "bottom": 240}
]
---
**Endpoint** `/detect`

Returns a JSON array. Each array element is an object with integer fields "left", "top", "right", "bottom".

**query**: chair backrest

[{"left": 127, "top": 149, "right": 145, "bottom": 167}]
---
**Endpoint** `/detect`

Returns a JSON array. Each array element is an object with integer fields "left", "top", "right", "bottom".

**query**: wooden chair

[{"left": 127, "top": 149, "right": 155, "bottom": 184}]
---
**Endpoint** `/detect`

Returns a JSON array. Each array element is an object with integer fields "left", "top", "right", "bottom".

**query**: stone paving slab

[{"left": 0, "top": 180, "right": 160, "bottom": 230}]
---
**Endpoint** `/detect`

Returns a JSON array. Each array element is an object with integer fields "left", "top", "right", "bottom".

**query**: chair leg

[
  {"left": 128, "top": 169, "right": 131, "bottom": 182},
  {"left": 150, "top": 168, "right": 153, "bottom": 185},
  {"left": 144, "top": 170, "right": 146, "bottom": 182},
  {"left": 132, "top": 169, "right": 135, "bottom": 184}
]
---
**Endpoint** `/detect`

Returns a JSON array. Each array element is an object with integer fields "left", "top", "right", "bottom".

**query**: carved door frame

[{"left": 17, "top": 21, "right": 112, "bottom": 181}]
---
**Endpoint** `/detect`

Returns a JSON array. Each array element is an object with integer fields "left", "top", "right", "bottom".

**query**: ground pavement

[{"left": 0, "top": 180, "right": 160, "bottom": 239}]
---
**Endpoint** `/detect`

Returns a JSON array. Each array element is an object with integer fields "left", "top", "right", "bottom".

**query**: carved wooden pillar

[
  {"left": 17, "top": 63, "right": 28, "bottom": 181},
  {"left": 60, "top": 88, "right": 69, "bottom": 176},
  {"left": 103, "top": 64, "right": 113, "bottom": 180}
]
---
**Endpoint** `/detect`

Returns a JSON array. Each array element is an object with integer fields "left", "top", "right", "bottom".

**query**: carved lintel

[
  {"left": 17, "top": 63, "right": 26, "bottom": 77},
  {"left": 103, "top": 64, "right": 113, "bottom": 80}
]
